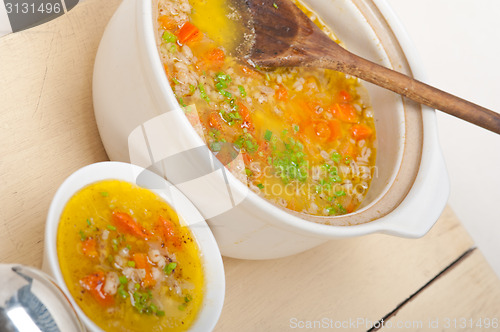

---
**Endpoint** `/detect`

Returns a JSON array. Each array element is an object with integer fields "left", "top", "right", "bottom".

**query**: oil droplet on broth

[{"left": 189, "top": 0, "right": 252, "bottom": 54}]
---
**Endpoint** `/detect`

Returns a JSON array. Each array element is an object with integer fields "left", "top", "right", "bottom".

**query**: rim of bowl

[
  {"left": 136, "top": 0, "right": 442, "bottom": 237},
  {"left": 44, "top": 161, "right": 225, "bottom": 332}
]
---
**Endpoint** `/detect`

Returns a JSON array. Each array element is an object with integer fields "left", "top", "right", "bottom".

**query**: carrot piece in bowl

[
  {"left": 111, "top": 211, "right": 149, "bottom": 239},
  {"left": 80, "top": 271, "right": 115, "bottom": 307},
  {"left": 350, "top": 124, "right": 373, "bottom": 140},
  {"left": 176, "top": 22, "right": 202, "bottom": 44}
]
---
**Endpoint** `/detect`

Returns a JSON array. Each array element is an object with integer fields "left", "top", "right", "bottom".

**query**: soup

[
  {"left": 57, "top": 180, "right": 204, "bottom": 331},
  {"left": 156, "top": 0, "right": 376, "bottom": 218}
]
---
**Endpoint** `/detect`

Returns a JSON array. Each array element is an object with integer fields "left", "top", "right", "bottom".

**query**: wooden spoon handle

[{"left": 324, "top": 49, "right": 500, "bottom": 135}]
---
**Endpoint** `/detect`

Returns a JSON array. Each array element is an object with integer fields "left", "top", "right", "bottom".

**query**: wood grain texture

[
  {"left": 0, "top": 1, "right": 498, "bottom": 331},
  {"left": 215, "top": 207, "right": 475, "bottom": 332},
  {"left": 381, "top": 250, "right": 500, "bottom": 332},
  {"left": 0, "top": 0, "right": 121, "bottom": 266}
]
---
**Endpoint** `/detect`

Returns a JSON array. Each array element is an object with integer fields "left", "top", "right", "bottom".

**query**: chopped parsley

[
  {"left": 335, "top": 190, "right": 346, "bottom": 197},
  {"left": 220, "top": 109, "right": 241, "bottom": 126},
  {"left": 162, "top": 31, "right": 177, "bottom": 43},
  {"left": 198, "top": 83, "right": 210, "bottom": 103},
  {"left": 132, "top": 290, "right": 163, "bottom": 316},
  {"left": 326, "top": 206, "right": 337, "bottom": 215},
  {"left": 272, "top": 136, "right": 308, "bottom": 183},
  {"left": 234, "top": 133, "right": 258, "bottom": 153},
  {"left": 214, "top": 72, "right": 232, "bottom": 99},
  {"left": 331, "top": 151, "right": 341, "bottom": 163},
  {"left": 238, "top": 85, "right": 247, "bottom": 97},
  {"left": 164, "top": 262, "right": 177, "bottom": 275},
  {"left": 264, "top": 129, "right": 273, "bottom": 141},
  {"left": 118, "top": 285, "right": 128, "bottom": 299},
  {"left": 178, "top": 97, "right": 187, "bottom": 107}
]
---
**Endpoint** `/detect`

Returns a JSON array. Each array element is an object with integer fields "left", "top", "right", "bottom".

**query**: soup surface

[
  {"left": 156, "top": 0, "right": 376, "bottom": 219},
  {"left": 57, "top": 180, "right": 203, "bottom": 331}
]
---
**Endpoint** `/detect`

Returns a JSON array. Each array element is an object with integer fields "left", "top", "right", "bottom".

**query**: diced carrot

[
  {"left": 329, "top": 119, "right": 342, "bottom": 140},
  {"left": 346, "top": 201, "right": 356, "bottom": 213},
  {"left": 133, "top": 253, "right": 155, "bottom": 288},
  {"left": 254, "top": 140, "right": 270, "bottom": 162},
  {"left": 350, "top": 124, "right": 373, "bottom": 140},
  {"left": 299, "top": 119, "right": 313, "bottom": 137},
  {"left": 300, "top": 120, "right": 318, "bottom": 145},
  {"left": 158, "top": 15, "right": 177, "bottom": 30},
  {"left": 338, "top": 90, "right": 351, "bottom": 102},
  {"left": 241, "top": 151, "right": 252, "bottom": 165},
  {"left": 298, "top": 100, "right": 322, "bottom": 118},
  {"left": 198, "top": 47, "right": 226, "bottom": 71},
  {"left": 274, "top": 84, "right": 288, "bottom": 101},
  {"left": 206, "top": 47, "right": 225, "bottom": 64},
  {"left": 237, "top": 102, "right": 254, "bottom": 131},
  {"left": 237, "top": 103, "right": 250, "bottom": 121},
  {"left": 289, "top": 101, "right": 307, "bottom": 125},
  {"left": 298, "top": 119, "right": 341, "bottom": 153},
  {"left": 339, "top": 142, "right": 357, "bottom": 159},
  {"left": 330, "top": 103, "right": 358, "bottom": 123},
  {"left": 208, "top": 48, "right": 225, "bottom": 62},
  {"left": 156, "top": 216, "right": 182, "bottom": 249},
  {"left": 240, "top": 65, "right": 259, "bottom": 77},
  {"left": 163, "top": 64, "right": 172, "bottom": 83},
  {"left": 208, "top": 111, "right": 222, "bottom": 129},
  {"left": 81, "top": 238, "right": 98, "bottom": 258},
  {"left": 176, "top": 21, "right": 202, "bottom": 44},
  {"left": 111, "top": 211, "right": 149, "bottom": 239},
  {"left": 309, "top": 119, "right": 342, "bottom": 142},
  {"left": 293, "top": 100, "right": 325, "bottom": 131},
  {"left": 313, "top": 120, "right": 331, "bottom": 143},
  {"left": 237, "top": 102, "right": 250, "bottom": 122},
  {"left": 80, "top": 272, "right": 114, "bottom": 307}
]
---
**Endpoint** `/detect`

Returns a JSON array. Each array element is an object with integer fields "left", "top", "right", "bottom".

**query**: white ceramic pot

[
  {"left": 42, "top": 162, "right": 225, "bottom": 331},
  {"left": 93, "top": 0, "right": 449, "bottom": 259}
]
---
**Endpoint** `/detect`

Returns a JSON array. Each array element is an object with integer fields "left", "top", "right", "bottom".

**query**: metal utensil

[{"left": 0, "top": 264, "right": 84, "bottom": 332}]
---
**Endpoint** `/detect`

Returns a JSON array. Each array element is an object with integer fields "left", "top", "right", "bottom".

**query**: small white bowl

[{"left": 42, "top": 161, "right": 225, "bottom": 332}]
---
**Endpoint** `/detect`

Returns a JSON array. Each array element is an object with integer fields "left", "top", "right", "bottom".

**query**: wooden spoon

[{"left": 240, "top": 0, "right": 500, "bottom": 135}]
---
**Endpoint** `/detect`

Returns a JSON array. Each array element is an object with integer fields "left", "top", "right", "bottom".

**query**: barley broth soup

[
  {"left": 57, "top": 180, "right": 204, "bottom": 331},
  {"left": 156, "top": 0, "right": 376, "bottom": 220}
]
